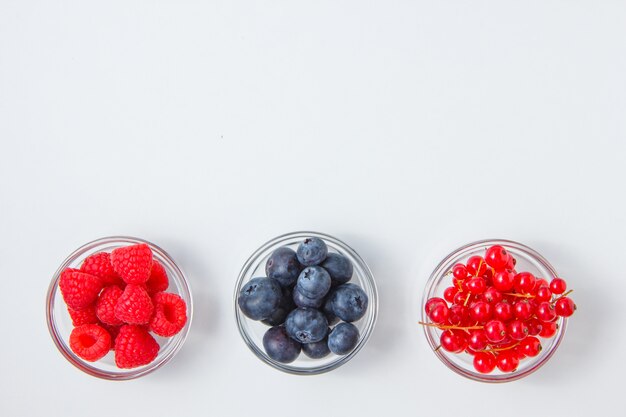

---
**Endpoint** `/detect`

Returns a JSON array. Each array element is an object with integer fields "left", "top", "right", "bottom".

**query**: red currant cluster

[{"left": 421, "top": 245, "right": 576, "bottom": 374}]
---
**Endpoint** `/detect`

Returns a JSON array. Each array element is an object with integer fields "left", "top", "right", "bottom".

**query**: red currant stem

[
  {"left": 479, "top": 342, "right": 521, "bottom": 353},
  {"left": 472, "top": 258, "right": 484, "bottom": 278},
  {"left": 418, "top": 321, "right": 484, "bottom": 330},
  {"left": 463, "top": 292, "right": 471, "bottom": 306},
  {"left": 503, "top": 292, "right": 534, "bottom": 298},
  {"left": 551, "top": 289, "right": 574, "bottom": 304},
  {"left": 434, "top": 345, "right": 442, "bottom": 352}
]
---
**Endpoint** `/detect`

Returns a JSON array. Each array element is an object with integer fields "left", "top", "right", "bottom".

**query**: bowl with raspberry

[
  {"left": 421, "top": 239, "right": 576, "bottom": 383},
  {"left": 234, "top": 232, "right": 378, "bottom": 375},
  {"left": 46, "top": 236, "right": 193, "bottom": 380}
]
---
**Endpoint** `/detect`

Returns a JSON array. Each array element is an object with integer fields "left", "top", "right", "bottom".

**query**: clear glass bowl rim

[
  {"left": 46, "top": 236, "right": 194, "bottom": 380},
  {"left": 233, "top": 231, "right": 379, "bottom": 375},
  {"left": 421, "top": 238, "right": 567, "bottom": 383}
]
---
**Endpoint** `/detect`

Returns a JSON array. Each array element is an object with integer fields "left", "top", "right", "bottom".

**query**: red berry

[
  {"left": 485, "top": 245, "right": 509, "bottom": 270},
  {"left": 111, "top": 243, "right": 153, "bottom": 285},
  {"left": 493, "top": 301, "right": 514, "bottom": 322},
  {"left": 114, "top": 325, "right": 160, "bottom": 368},
  {"left": 496, "top": 350, "right": 519, "bottom": 373},
  {"left": 550, "top": 278, "right": 567, "bottom": 295},
  {"left": 538, "top": 321, "right": 558, "bottom": 338},
  {"left": 533, "top": 278, "right": 549, "bottom": 293},
  {"left": 466, "top": 256, "right": 487, "bottom": 277},
  {"left": 67, "top": 305, "right": 98, "bottom": 326},
  {"left": 149, "top": 292, "right": 188, "bottom": 337},
  {"left": 448, "top": 304, "right": 470, "bottom": 326},
  {"left": 468, "top": 329, "right": 489, "bottom": 350},
  {"left": 114, "top": 284, "right": 154, "bottom": 325},
  {"left": 514, "top": 272, "right": 536, "bottom": 294},
  {"left": 519, "top": 336, "right": 542, "bottom": 357},
  {"left": 483, "top": 287, "right": 503, "bottom": 304},
  {"left": 465, "top": 277, "right": 486, "bottom": 294},
  {"left": 80, "top": 252, "right": 122, "bottom": 286},
  {"left": 59, "top": 269, "right": 103, "bottom": 310},
  {"left": 492, "top": 270, "right": 515, "bottom": 292},
  {"left": 484, "top": 320, "right": 507, "bottom": 343},
  {"left": 69, "top": 324, "right": 111, "bottom": 362},
  {"left": 512, "top": 345, "right": 527, "bottom": 360},
  {"left": 535, "top": 301, "right": 557, "bottom": 322},
  {"left": 452, "top": 264, "right": 468, "bottom": 280},
  {"left": 526, "top": 318, "right": 543, "bottom": 336},
  {"left": 506, "top": 255, "right": 516, "bottom": 271},
  {"left": 440, "top": 330, "right": 468, "bottom": 353},
  {"left": 443, "top": 286, "right": 458, "bottom": 303},
  {"left": 473, "top": 352, "right": 497, "bottom": 373},
  {"left": 507, "top": 320, "right": 529, "bottom": 341},
  {"left": 535, "top": 286, "right": 552, "bottom": 302},
  {"left": 469, "top": 301, "right": 492, "bottom": 323},
  {"left": 101, "top": 324, "right": 121, "bottom": 350},
  {"left": 145, "top": 260, "right": 169, "bottom": 295},
  {"left": 555, "top": 297, "right": 576, "bottom": 317},
  {"left": 96, "top": 285, "right": 124, "bottom": 326},
  {"left": 425, "top": 297, "right": 446, "bottom": 315},
  {"left": 513, "top": 299, "right": 533, "bottom": 320},
  {"left": 453, "top": 291, "right": 468, "bottom": 306},
  {"left": 428, "top": 304, "right": 450, "bottom": 324}
]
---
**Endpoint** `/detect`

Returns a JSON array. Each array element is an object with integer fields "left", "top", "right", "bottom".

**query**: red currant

[
  {"left": 466, "top": 256, "right": 487, "bottom": 277},
  {"left": 465, "top": 277, "right": 486, "bottom": 295},
  {"left": 468, "top": 329, "right": 489, "bottom": 350},
  {"left": 473, "top": 352, "right": 497, "bottom": 374},
  {"left": 484, "top": 320, "right": 507, "bottom": 343},
  {"left": 555, "top": 297, "right": 576, "bottom": 317},
  {"left": 428, "top": 304, "right": 450, "bottom": 324},
  {"left": 443, "top": 286, "right": 458, "bottom": 303},
  {"left": 485, "top": 245, "right": 509, "bottom": 270},
  {"left": 506, "top": 255, "right": 516, "bottom": 271},
  {"left": 452, "top": 264, "right": 468, "bottom": 280},
  {"left": 453, "top": 291, "right": 468, "bottom": 306},
  {"left": 513, "top": 299, "right": 533, "bottom": 320},
  {"left": 526, "top": 318, "right": 543, "bottom": 336},
  {"left": 448, "top": 304, "right": 470, "bottom": 326},
  {"left": 550, "top": 278, "right": 567, "bottom": 295},
  {"left": 507, "top": 320, "right": 529, "bottom": 341},
  {"left": 496, "top": 350, "right": 519, "bottom": 373},
  {"left": 535, "top": 301, "right": 557, "bottom": 322},
  {"left": 440, "top": 329, "right": 468, "bottom": 353},
  {"left": 482, "top": 267, "right": 494, "bottom": 285},
  {"left": 535, "top": 286, "right": 552, "bottom": 302},
  {"left": 425, "top": 297, "right": 446, "bottom": 315},
  {"left": 514, "top": 272, "right": 536, "bottom": 294},
  {"left": 519, "top": 336, "right": 542, "bottom": 357},
  {"left": 469, "top": 301, "right": 492, "bottom": 323},
  {"left": 512, "top": 345, "right": 527, "bottom": 360},
  {"left": 482, "top": 287, "right": 503, "bottom": 304},
  {"left": 493, "top": 301, "right": 514, "bottom": 322},
  {"left": 538, "top": 321, "right": 558, "bottom": 338},
  {"left": 492, "top": 270, "right": 515, "bottom": 292},
  {"left": 533, "top": 278, "right": 549, "bottom": 293}
]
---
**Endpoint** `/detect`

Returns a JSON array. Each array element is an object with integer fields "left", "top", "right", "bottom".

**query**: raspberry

[
  {"left": 80, "top": 252, "right": 123, "bottom": 286},
  {"left": 149, "top": 292, "right": 187, "bottom": 337},
  {"left": 111, "top": 243, "right": 153, "bottom": 285},
  {"left": 114, "top": 284, "right": 154, "bottom": 324},
  {"left": 67, "top": 304, "right": 98, "bottom": 326},
  {"left": 101, "top": 324, "right": 121, "bottom": 351},
  {"left": 145, "top": 260, "right": 169, "bottom": 295},
  {"left": 59, "top": 269, "right": 103, "bottom": 310},
  {"left": 96, "top": 285, "right": 124, "bottom": 326},
  {"left": 114, "top": 325, "right": 160, "bottom": 368},
  {"left": 69, "top": 324, "right": 111, "bottom": 362}
]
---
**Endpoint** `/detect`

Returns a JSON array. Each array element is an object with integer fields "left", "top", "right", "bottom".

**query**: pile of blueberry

[{"left": 238, "top": 237, "right": 369, "bottom": 363}]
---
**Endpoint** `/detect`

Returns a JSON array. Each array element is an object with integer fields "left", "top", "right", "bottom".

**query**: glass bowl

[
  {"left": 234, "top": 231, "right": 378, "bottom": 375},
  {"left": 421, "top": 239, "right": 567, "bottom": 383},
  {"left": 46, "top": 236, "right": 193, "bottom": 380}
]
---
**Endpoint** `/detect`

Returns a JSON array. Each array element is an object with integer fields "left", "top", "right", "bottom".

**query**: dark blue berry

[
  {"left": 328, "top": 283, "right": 368, "bottom": 322},
  {"left": 265, "top": 247, "right": 303, "bottom": 287},
  {"left": 296, "top": 237, "right": 328, "bottom": 266},
  {"left": 293, "top": 286, "right": 323, "bottom": 308},
  {"left": 296, "top": 266, "right": 331, "bottom": 299},
  {"left": 322, "top": 253, "right": 353, "bottom": 286},
  {"left": 238, "top": 277, "right": 282, "bottom": 320},
  {"left": 322, "top": 294, "right": 339, "bottom": 326},
  {"left": 263, "top": 326, "right": 301, "bottom": 363},
  {"left": 328, "top": 322, "right": 360, "bottom": 355},
  {"left": 262, "top": 286, "right": 296, "bottom": 326},
  {"left": 285, "top": 307, "right": 328, "bottom": 343},
  {"left": 301, "top": 334, "right": 331, "bottom": 359}
]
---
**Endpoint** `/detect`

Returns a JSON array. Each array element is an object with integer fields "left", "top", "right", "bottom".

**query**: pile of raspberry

[
  {"left": 422, "top": 245, "right": 576, "bottom": 374},
  {"left": 58, "top": 243, "right": 188, "bottom": 369}
]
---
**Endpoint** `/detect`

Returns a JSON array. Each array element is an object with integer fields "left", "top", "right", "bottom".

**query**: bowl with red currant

[{"left": 421, "top": 239, "right": 576, "bottom": 382}]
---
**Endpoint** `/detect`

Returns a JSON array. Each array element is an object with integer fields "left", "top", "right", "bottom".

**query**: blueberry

[
  {"left": 263, "top": 326, "right": 301, "bottom": 363},
  {"left": 238, "top": 277, "right": 283, "bottom": 320},
  {"left": 328, "top": 322, "right": 360, "bottom": 355},
  {"left": 322, "top": 294, "right": 339, "bottom": 326},
  {"left": 296, "top": 266, "right": 331, "bottom": 299},
  {"left": 302, "top": 334, "right": 331, "bottom": 359},
  {"left": 296, "top": 237, "right": 328, "bottom": 266},
  {"left": 328, "top": 283, "right": 368, "bottom": 322},
  {"left": 265, "top": 246, "right": 303, "bottom": 287},
  {"left": 322, "top": 253, "right": 353, "bottom": 286},
  {"left": 285, "top": 307, "right": 329, "bottom": 343},
  {"left": 262, "top": 286, "right": 296, "bottom": 326},
  {"left": 293, "top": 286, "right": 323, "bottom": 308}
]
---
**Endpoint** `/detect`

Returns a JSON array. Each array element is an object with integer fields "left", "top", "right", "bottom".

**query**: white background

[{"left": 1, "top": 1, "right": 625, "bottom": 416}]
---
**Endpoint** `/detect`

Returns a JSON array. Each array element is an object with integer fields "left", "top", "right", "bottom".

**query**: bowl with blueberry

[{"left": 234, "top": 232, "right": 378, "bottom": 375}]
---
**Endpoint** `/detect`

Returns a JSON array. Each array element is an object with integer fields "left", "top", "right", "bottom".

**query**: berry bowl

[
  {"left": 234, "top": 231, "right": 378, "bottom": 375},
  {"left": 421, "top": 239, "right": 568, "bottom": 383},
  {"left": 46, "top": 236, "right": 193, "bottom": 380}
]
